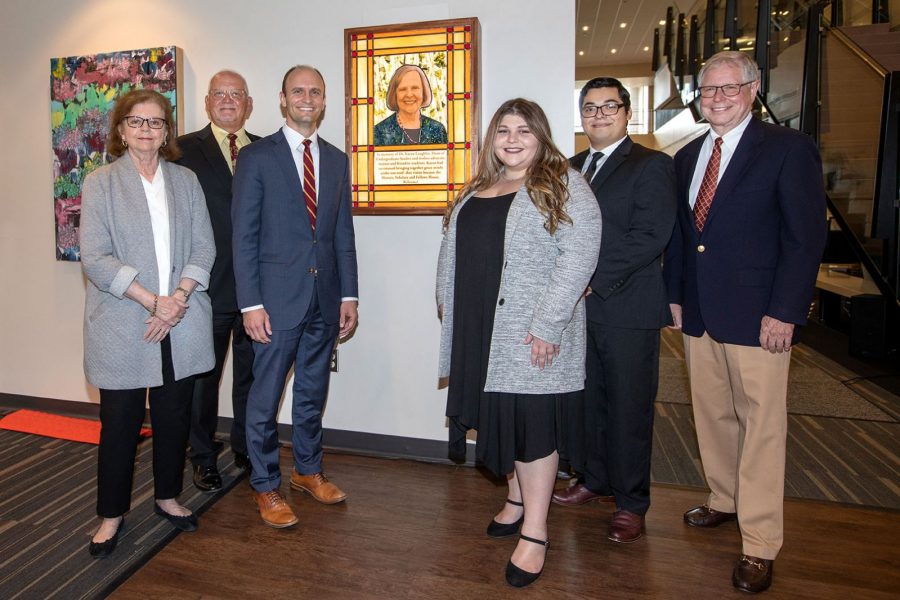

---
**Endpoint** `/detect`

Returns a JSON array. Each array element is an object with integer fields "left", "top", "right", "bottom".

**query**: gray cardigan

[
  {"left": 436, "top": 169, "right": 602, "bottom": 393},
  {"left": 81, "top": 155, "right": 216, "bottom": 389}
]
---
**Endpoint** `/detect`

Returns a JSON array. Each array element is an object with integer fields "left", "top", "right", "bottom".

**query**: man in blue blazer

[
  {"left": 177, "top": 70, "right": 259, "bottom": 492},
  {"left": 664, "top": 52, "right": 825, "bottom": 593},
  {"left": 232, "top": 65, "right": 358, "bottom": 528}
]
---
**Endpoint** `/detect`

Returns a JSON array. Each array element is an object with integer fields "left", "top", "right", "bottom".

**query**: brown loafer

[
  {"left": 732, "top": 554, "right": 773, "bottom": 593},
  {"left": 683, "top": 504, "right": 737, "bottom": 528},
  {"left": 253, "top": 489, "right": 298, "bottom": 528},
  {"left": 607, "top": 509, "right": 644, "bottom": 543},
  {"left": 551, "top": 483, "right": 615, "bottom": 506},
  {"left": 290, "top": 471, "right": 347, "bottom": 504}
]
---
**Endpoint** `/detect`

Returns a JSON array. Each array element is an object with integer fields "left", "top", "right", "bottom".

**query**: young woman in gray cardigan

[
  {"left": 80, "top": 89, "right": 215, "bottom": 558},
  {"left": 436, "top": 99, "right": 601, "bottom": 587}
]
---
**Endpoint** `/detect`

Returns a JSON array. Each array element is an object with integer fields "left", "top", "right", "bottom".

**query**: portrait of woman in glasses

[
  {"left": 80, "top": 88, "right": 216, "bottom": 559},
  {"left": 373, "top": 64, "right": 448, "bottom": 146}
]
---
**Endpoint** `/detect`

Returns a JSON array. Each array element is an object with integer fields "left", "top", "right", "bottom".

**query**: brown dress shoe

[
  {"left": 732, "top": 554, "right": 773, "bottom": 593},
  {"left": 253, "top": 489, "right": 298, "bottom": 528},
  {"left": 683, "top": 504, "right": 738, "bottom": 528},
  {"left": 551, "top": 483, "right": 615, "bottom": 506},
  {"left": 607, "top": 509, "right": 644, "bottom": 543},
  {"left": 290, "top": 471, "right": 347, "bottom": 504}
]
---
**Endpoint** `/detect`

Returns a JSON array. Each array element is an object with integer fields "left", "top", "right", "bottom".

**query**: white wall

[{"left": 0, "top": 0, "right": 575, "bottom": 442}]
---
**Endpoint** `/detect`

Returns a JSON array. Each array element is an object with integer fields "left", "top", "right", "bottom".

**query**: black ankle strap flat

[
  {"left": 506, "top": 498, "right": 524, "bottom": 507},
  {"left": 519, "top": 533, "right": 549, "bottom": 547}
]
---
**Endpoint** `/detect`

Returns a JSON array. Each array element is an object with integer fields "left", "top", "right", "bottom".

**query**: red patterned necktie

[
  {"left": 302, "top": 139, "right": 317, "bottom": 231},
  {"left": 227, "top": 133, "right": 238, "bottom": 172},
  {"left": 693, "top": 136, "right": 723, "bottom": 232}
]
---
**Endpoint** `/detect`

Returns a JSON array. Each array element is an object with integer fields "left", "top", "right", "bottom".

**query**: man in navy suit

[
  {"left": 232, "top": 65, "right": 358, "bottom": 528},
  {"left": 664, "top": 51, "right": 825, "bottom": 593},
  {"left": 552, "top": 77, "right": 676, "bottom": 544},
  {"left": 177, "top": 70, "right": 258, "bottom": 493}
]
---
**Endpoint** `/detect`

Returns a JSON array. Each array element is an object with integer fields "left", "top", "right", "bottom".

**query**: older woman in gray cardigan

[
  {"left": 436, "top": 99, "right": 601, "bottom": 587},
  {"left": 80, "top": 89, "right": 215, "bottom": 559}
]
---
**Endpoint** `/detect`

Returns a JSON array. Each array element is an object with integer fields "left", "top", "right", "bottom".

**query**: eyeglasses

[
  {"left": 581, "top": 102, "right": 626, "bottom": 117},
  {"left": 122, "top": 116, "right": 167, "bottom": 129},
  {"left": 697, "top": 81, "right": 755, "bottom": 98},
  {"left": 210, "top": 89, "right": 248, "bottom": 101}
]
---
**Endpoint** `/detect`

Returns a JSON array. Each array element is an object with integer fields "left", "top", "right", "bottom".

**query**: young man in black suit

[
  {"left": 177, "top": 70, "right": 259, "bottom": 491},
  {"left": 554, "top": 78, "right": 677, "bottom": 544}
]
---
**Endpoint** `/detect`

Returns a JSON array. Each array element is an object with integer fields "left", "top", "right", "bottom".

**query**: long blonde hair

[{"left": 443, "top": 98, "right": 571, "bottom": 233}]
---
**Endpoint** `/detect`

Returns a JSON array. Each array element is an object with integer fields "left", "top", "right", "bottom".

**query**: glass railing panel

[
  {"left": 819, "top": 30, "right": 885, "bottom": 268},
  {"left": 767, "top": 2, "right": 811, "bottom": 127}
]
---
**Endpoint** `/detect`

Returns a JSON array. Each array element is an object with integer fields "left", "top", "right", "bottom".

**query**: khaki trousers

[{"left": 683, "top": 332, "right": 791, "bottom": 560}]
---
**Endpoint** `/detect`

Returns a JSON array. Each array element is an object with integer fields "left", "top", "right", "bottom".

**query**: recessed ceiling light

[
  {"left": 619, "top": 23, "right": 627, "bottom": 28},
  {"left": 610, "top": 48, "right": 617, "bottom": 54},
  {"left": 659, "top": 20, "right": 666, "bottom": 25},
  {"left": 582, "top": 25, "right": 589, "bottom": 31},
  {"left": 783, "top": 36, "right": 788, "bottom": 41},
  {"left": 643, "top": 46, "right": 649, "bottom": 51},
  {"left": 578, "top": 50, "right": 585, "bottom": 56}
]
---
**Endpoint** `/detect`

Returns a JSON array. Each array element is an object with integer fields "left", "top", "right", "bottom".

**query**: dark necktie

[
  {"left": 693, "top": 137, "right": 723, "bottom": 232},
  {"left": 227, "top": 133, "right": 238, "bottom": 172},
  {"left": 583, "top": 151, "right": 603, "bottom": 183},
  {"left": 302, "top": 139, "right": 317, "bottom": 231}
]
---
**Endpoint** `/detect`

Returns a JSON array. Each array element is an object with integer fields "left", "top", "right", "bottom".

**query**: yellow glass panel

[
  {"left": 454, "top": 32, "right": 464, "bottom": 44},
  {"left": 357, "top": 152, "right": 369, "bottom": 184},
  {"left": 455, "top": 103, "right": 466, "bottom": 141},
  {"left": 372, "top": 33, "right": 447, "bottom": 50},
  {"left": 356, "top": 59, "right": 367, "bottom": 97},
  {"left": 375, "top": 190, "right": 448, "bottom": 202},
  {"left": 458, "top": 150, "right": 470, "bottom": 183},
  {"left": 356, "top": 40, "right": 367, "bottom": 52},
  {"left": 453, "top": 51, "right": 465, "bottom": 92},
  {"left": 357, "top": 106, "right": 368, "bottom": 145}
]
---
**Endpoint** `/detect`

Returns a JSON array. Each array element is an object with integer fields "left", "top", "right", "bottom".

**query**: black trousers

[
  {"left": 581, "top": 321, "right": 660, "bottom": 516},
  {"left": 188, "top": 311, "right": 253, "bottom": 466},
  {"left": 96, "top": 337, "right": 195, "bottom": 518}
]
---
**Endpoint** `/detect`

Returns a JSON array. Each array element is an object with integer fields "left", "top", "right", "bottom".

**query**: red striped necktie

[
  {"left": 302, "top": 139, "right": 317, "bottom": 231},
  {"left": 693, "top": 137, "right": 722, "bottom": 232}
]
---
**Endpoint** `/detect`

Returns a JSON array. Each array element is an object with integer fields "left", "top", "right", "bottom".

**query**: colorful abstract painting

[{"left": 50, "top": 46, "right": 180, "bottom": 261}]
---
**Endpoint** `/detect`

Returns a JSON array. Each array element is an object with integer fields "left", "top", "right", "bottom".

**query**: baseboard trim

[{"left": 0, "top": 393, "right": 476, "bottom": 466}]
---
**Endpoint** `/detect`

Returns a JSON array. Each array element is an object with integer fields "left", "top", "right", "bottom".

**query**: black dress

[{"left": 446, "top": 193, "right": 576, "bottom": 477}]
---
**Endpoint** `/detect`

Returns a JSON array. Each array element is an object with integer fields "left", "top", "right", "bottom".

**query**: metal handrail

[{"left": 825, "top": 24, "right": 889, "bottom": 77}]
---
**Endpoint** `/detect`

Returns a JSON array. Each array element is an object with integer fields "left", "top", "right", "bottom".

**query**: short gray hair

[{"left": 699, "top": 51, "right": 759, "bottom": 84}]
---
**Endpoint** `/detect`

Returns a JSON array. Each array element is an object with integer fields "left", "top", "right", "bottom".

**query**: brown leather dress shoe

[
  {"left": 551, "top": 483, "right": 615, "bottom": 506},
  {"left": 607, "top": 509, "right": 644, "bottom": 543},
  {"left": 253, "top": 489, "right": 298, "bottom": 528},
  {"left": 732, "top": 554, "right": 773, "bottom": 593},
  {"left": 683, "top": 504, "right": 738, "bottom": 528},
  {"left": 290, "top": 471, "right": 347, "bottom": 504}
]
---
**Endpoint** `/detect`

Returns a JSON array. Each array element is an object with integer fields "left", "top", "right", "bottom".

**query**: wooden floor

[{"left": 114, "top": 451, "right": 900, "bottom": 599}]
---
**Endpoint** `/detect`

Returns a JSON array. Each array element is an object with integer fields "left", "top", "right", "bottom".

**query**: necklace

[{"left": 400, "top": 126, "right": 421, "bottom": 144}]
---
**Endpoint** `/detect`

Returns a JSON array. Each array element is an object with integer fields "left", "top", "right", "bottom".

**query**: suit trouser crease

[
  {"left": 97, "top": 337, "right": 194, "bottom": 517},
  {"left": 246, "top": 288, "right": 339, "bottom": 492},
  {"left": 189, "top": 311, "right": 254, "bottom": 465},
  {"left": 684, "top": 332, "right": 789, "bottom": 560},
  {"left": 583, "top": 322, "right": 659, "bottom": 515}
]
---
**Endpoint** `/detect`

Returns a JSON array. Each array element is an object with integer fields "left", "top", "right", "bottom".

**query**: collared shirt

[
  {"left": 281, "top": 122, "right": 320, "bottom": 202},
  {"left": 140, "top": 163, "right": 170, "bottom": 296},
  {"left": 582, "top": 135, "right": 628, "bottom": 183},
  {"left": 240, "top": 124, "right": 357, "bottom": 312},
  {"left": 210, "top": 122, "right": 251, "bottom": 174},
  {"left": 688, "top": 113, "right": 753, "bottom": 208}
]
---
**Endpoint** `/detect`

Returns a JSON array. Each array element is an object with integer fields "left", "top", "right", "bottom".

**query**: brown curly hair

[
  {"left": 443, "top": 98, "right": 571, "bottom": 233},
  {"left": 106, "top": 89, "right": 181, "bottom": 161}
]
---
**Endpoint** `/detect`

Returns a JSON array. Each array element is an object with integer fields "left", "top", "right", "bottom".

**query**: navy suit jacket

[
  {"left": 663, "top": 118, "right": 826, "bottom": 346},
  {"left": 232, "top": 129, "right": 358, "bottom": 330},
  {"left": 175, "top": 124, "right": 259, "bottom": 314},
  {"left": 572, "top": 137, "right": 677, "bottom": 329}
]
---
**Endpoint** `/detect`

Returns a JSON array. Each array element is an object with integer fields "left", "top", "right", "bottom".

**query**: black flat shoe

[
  {"left": 487, "top": 499, "right": 524, "bottom": 538},
  {"left": 505, "top": 534, "right": 549, "bottom": 588},
  {"left": 88, "top": 517, "right": 124, "bottom": 559},
  {"left": 154, "top": 504, "right": 198, "bottom": 532}
]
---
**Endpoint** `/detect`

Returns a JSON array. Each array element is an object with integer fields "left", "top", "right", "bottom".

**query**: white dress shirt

[
  {"left": 140, "top": 163, "right": 170, "bottom": 295},
  {"left": 582, "top": 135, "right": 628, "bottom": 183},
  {"left": 688, "top": 113, "right": 753, "bottom": 208}
]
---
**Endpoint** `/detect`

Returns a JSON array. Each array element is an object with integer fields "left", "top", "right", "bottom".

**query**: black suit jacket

[
  {"left": 572, "top": 137, "right": 677, "bottom": 329},
  {"left": 175, "top": 124, "right": 260, "bottom": 314}
]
